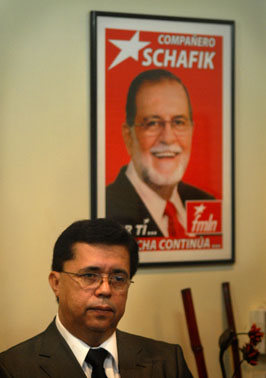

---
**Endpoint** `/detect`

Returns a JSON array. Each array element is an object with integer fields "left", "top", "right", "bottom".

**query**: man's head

[
  {"left": 123, "top": 69, "right": 194, "bottom": 198},
  {"left": 49, "top": 218, "right": 139, "bottom": 346}
]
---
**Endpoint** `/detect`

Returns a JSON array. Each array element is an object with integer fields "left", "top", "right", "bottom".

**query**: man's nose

[
  {"left": 95, "top": 276, "right": 112, "bottom": 296},
  {"left": 159, "top": 121, "right": 178, "bottom": 144}
]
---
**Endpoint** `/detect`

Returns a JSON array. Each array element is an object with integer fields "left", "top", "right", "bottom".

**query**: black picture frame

[{"left": 90, "top": 11, "right": 235, "bottom": 266}]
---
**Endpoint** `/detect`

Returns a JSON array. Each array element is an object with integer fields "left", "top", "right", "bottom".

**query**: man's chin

[
  {"left": 143, "top": 168, "right": 185, "bottom": 187},
  {"left": 134, "top": 154, "right": 189, "bottom": 187},
  {"left": 85, "top": 320, "right": 116, "bottom": 334}
]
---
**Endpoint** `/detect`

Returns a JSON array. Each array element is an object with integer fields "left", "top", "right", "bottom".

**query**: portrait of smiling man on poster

[
  {"left": 92, "top": 15, "right": 234, "bottom": 262},
  {"left": 106, "top": 69, "right": 215, "bottom": 238}
]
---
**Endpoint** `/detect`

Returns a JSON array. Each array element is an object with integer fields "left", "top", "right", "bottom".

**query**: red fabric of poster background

[{"left": 105, "top": 29, "right": 223, "bottom": 199}]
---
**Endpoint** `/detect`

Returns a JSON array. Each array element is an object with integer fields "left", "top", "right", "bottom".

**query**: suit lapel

[
  {"left": 37, "top": 321, "right": 86, "bottom": 378},
  {"left": 117, "top": 330, "right": 166, "bottom": 378}
]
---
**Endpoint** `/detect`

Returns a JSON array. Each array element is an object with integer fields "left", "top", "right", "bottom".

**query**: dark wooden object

[
  {"left": 222, "top": 282, "right": 242, "bottom": 378},
  {"left": 181, "top": 288, "right": 208, "bottom": 378}
]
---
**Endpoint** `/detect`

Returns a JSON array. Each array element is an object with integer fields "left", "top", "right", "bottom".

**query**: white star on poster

[
  {"left": 194, "top": 204, "right": 206, "bottom": 216},
  {"left": 108, "top": 31, "right": 150, "bottom": 70}
]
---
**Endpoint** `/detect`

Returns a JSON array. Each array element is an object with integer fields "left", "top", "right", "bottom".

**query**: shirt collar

[{"left": 55, "top": 314, "right": 119, "bottom": 372}]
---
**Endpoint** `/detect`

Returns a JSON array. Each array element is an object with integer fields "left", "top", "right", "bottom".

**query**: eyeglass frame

[
  {"left": 61, "top": 270, "right": 134, "bottom": 290},
  {"left": 134, "top": 116, "right": 193, "bottom": 136}
]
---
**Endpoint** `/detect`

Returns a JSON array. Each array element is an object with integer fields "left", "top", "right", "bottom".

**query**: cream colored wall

[{"left": 1, "top": 0, "right": 265, "bottom": 377}]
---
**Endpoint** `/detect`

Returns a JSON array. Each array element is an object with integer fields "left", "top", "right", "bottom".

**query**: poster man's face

[{"left": 124, "top": 79, "right": 194, "bottom": 189}]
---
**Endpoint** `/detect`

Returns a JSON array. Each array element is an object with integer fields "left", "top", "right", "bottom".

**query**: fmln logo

[{"left": 186, "top": 200, "right": 222, "bottom": 234}]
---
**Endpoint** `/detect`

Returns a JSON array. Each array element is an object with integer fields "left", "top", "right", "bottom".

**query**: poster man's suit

[
  {"left": 107, "top": 166, "right": 214, "bottom": 237},
  {"left": 0, "top": 320, "right": 193, "bottom": 377}
]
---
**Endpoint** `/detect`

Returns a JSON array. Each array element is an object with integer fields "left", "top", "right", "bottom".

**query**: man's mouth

[
  {"left": 150, "top": 145, "right": 182, "bottom": 159},
  {"left": 151, "top": 151, "right": 180, "bottom": 158},
  {"left": 87, "top": 306, "right": 114, "bottom": 313}
]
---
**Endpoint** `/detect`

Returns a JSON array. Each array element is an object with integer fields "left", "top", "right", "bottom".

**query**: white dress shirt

[
  {"left": 126, "top": 161, "right": 186, "bottom": 236},
  {"left": 55, "top": 315, "right": 120, "bottom": 378}
]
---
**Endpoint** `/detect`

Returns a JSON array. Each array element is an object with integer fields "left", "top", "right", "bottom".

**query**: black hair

[
  {"left": 126, "top": 69, "right": 193, "bottom": 126},
  {"left": 52, "top": 218, "right": 139, "bottom": 278}
]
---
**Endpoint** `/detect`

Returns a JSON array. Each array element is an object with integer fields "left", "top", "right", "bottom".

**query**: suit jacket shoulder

[
  {"left": 116, "top": 329, "right": 193, "bottom": 378},
  {"left": 106, "top": 166, "right": 150, "bottom": 220},
  {"left": 106, "top": 166, "right": 163, "bottom": 236},
  {"left": 0, "top": 321, "right": 86, "bottom": 378},
  {"left": 178, "top": 181, "right": 214, "bottom": 203}
]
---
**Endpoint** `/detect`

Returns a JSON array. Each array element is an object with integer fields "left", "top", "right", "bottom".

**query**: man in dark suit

[
  {"left": 106, "top": 69, "right": 214, "bottom": 237},
  {"left": 0, "top": 218, "right": 193, "bottom": 377}
]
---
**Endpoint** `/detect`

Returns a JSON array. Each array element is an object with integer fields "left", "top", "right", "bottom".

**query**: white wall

[{"left": 1, "top": 0, "right": 266, "bottom": 377}]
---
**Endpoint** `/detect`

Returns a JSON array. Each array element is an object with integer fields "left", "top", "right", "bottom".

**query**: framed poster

[{"left": 90, "top": 11, "right": 235, "bottom": 266}]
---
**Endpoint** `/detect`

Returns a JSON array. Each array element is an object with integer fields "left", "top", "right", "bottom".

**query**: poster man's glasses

[{"left": 134, "top": 117, "right": 193, "bottom": 136}]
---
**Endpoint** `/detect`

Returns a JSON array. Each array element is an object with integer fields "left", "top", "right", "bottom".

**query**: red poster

[{"left": 91, "top": 12, "right": 234, "bottom": 265}]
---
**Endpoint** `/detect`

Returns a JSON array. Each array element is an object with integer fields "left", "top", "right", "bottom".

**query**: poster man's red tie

[{"left": 164, "top": 201, "right": 186, "bottom": 238}]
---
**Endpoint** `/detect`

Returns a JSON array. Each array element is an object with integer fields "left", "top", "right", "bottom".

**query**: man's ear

[
  {"left": 122, "top": 123, "right": 134, "bottom": 156},
  {"left": 48, "top": 271, "right": 61, "bottom": 299}
]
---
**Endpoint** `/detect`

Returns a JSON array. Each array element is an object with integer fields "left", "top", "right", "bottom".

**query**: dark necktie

[
  {"left": 85, "top": 348, "right": 108, "bottom": 378},
  {"left": 164, "top": 200, "right": 186, "bottom": 238}
]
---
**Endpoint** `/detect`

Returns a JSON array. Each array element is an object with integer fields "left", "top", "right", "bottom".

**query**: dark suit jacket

[
  {"left": 106, "top": 166, "right": 214, "bottom": 237},
  {"left": 0, "top": 321, "right": 193, "bottom": 377}
]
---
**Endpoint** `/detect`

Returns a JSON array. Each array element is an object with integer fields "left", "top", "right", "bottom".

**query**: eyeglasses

[
  {"left": 134, "top": 117, "right": 192, "bottom": 136},
  {"left": 61, "top": 271, "right": 134, "bottom": 291}
]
